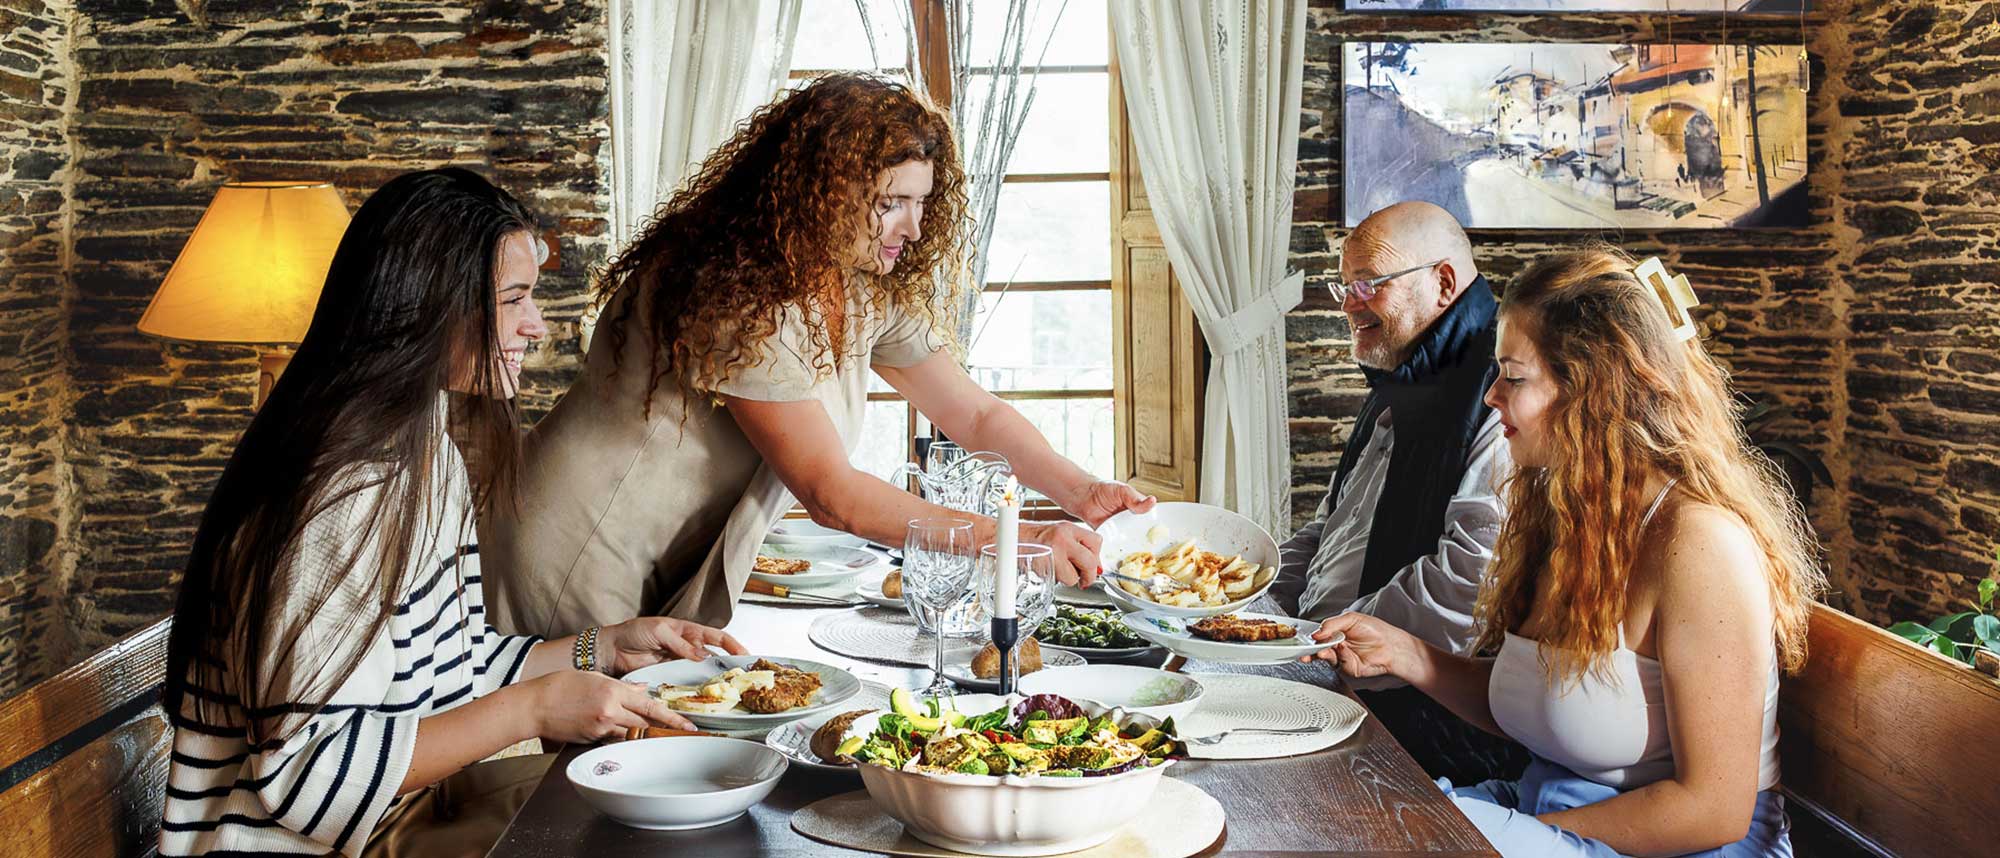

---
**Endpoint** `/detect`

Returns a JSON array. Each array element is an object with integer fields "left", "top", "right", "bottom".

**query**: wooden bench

[
  {"left": 0, "top": 617, "right": 171, "bottom": 857},
  {"left": 1778, "top": 603, "right": 2000, "bottom": 857}
]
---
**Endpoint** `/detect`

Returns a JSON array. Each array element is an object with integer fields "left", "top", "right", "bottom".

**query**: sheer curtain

[
  {"left": 1109, "top": 0, "right": 1307, "bottom": 537},
  {"left": 607, "top": 0, "right": 801, "bottom": 246}
]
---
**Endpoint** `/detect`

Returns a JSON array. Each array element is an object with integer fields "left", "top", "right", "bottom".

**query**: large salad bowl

[{"left": 838, "top": 691, "right": 1179, "bottom": 856}]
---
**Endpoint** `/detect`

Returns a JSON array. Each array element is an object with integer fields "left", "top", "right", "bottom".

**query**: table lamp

[{"left": 138, "top": 181, "right": 350, "bottom": 408}]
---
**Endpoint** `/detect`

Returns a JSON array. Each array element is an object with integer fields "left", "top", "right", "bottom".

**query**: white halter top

[{"left": 1487, "top": 480, "right": 1782, "bottom": 790}]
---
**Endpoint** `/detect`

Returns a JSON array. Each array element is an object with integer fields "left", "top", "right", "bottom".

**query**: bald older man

[{"left": 1275, "top": 201, "right": 1527, "bottom": 785}]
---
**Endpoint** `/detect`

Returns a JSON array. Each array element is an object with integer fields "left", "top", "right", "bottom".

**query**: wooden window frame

[{"left": 790, "top": 2, "right": 1201, "bottom": 511}]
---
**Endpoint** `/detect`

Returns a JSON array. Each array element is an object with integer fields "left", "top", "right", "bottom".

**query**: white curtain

[
  {"left": 607, "top": 0, "right": 802, "bottom": 246},
  {"left": 1109, "top": 0, "right": 1307, "bottom": 538}
]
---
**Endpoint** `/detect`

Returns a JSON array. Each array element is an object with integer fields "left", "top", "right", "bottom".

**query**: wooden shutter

[{"left": 1109, "top": 44, "right": 1204, "bottom": 502}]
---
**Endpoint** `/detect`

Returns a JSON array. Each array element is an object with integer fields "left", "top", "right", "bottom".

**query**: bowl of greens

[
  {"left": 1033, "top": 605, "right": 1157, "bottom": 659},
  {"left": 834, "top": 689, "right": 1181, "bottom": 855}
]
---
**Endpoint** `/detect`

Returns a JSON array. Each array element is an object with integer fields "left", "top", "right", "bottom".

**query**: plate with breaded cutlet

[
  {"left": 750, "top": 543, "right": 887, "bottom": 587},
  {"left": 1119, "top": 611, "right": 1338, "bottom": 665},
  {"left": 626, "top": 654, "right": 862, "bottom": 728}
]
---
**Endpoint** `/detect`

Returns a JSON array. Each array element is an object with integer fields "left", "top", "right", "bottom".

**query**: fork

[{"left": 1182, "top": 725, "right": 1322, "bottom": 746}]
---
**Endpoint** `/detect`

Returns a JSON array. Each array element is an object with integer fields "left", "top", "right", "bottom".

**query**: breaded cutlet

[
  {"left": 738, "top": 659, "right": 824, "bottom": 713},
  {"left": 1188, "top": 615, "right": 1297, "bottom": 643}
]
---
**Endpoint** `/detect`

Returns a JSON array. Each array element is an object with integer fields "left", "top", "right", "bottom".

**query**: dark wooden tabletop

[{"left": 488, "top": 602, "right": 1498, "bottom": 858}]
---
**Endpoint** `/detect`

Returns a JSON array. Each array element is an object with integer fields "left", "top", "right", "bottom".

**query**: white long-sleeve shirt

[
  {"left": 1274, "top": 409, "right": 1511, "bottom": 689},
  {"left": 160, "top": 434, "right": 541, "bottom": 856}
]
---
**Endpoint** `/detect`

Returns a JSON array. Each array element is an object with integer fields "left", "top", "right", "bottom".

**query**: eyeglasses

[{"left": 1326, "top": 258, "right": 1447, "bottom": 304}]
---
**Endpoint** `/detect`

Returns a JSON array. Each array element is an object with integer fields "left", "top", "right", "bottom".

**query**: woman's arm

[
  {"left": 724, "top": 395, "right": 1109, "bottom": 584},
  {"left": 1535, "top": 505, "right": 1774, "bottom": 857},
  {"left": 1307, "top": 612, "right": 1504, "bottom": 735},
  {"left": 398, "top": 668, "right": 695, "bottom": 795},
  {"left": 875, "top": 353, "right": 1154, "bottom": 526}
]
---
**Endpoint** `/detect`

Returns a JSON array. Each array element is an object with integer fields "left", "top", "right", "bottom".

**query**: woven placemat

[
  {"left": 1178, "top": 673, "right": 1366, "bottom": 760},
  {"left": 807, "top": 607, "right": 934, "bottom": 666},
  {"left": 791, "top": 776, "right": 1223, "bottom": 858}
]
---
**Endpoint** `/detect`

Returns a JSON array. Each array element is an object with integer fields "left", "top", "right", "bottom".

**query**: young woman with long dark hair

[
  {"left": 482, "top": 74, "right": 1153, "bottom": 637},
  {"left": 1307, "top": 247, "right": 1823, "bottom": 857},
  {"left": 159, "top": 168, "right": 744, "bottom": 858}
]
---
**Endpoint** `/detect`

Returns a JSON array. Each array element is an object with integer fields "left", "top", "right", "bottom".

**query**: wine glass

[
  {"left": 925, "top": 440, "right": 968, "bottom": 476},
  {"left": 978, "top": 541, "right": 1058, "bottom": 640},
  {"left": 904, "top": 518, "right": 977, "bottom": 697}
]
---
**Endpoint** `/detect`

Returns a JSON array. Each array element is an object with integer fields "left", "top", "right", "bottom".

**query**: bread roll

[
  {"left": 881, "top": 570, "right": 903, "bottom": 598},
  {"left": 810, "top": 709, "right": 876, "bottom": 762},
  {"left": 971, "top": 636, "right": 1043, "bottom": 679}
]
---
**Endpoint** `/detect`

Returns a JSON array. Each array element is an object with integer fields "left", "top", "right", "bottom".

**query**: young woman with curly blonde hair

[
  {"left": 484, "top": 74, "right": 1151, "bottom": 636},
  {"left": 1307, "top": 246, "right": 1823, "bottom": 857}
]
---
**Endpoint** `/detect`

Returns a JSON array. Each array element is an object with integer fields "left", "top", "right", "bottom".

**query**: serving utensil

[{"left": 1182, "top": 725, "right": 1323, "bottom": 746}]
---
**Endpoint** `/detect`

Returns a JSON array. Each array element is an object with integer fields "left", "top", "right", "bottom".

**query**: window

[{"left": 789, "top": 1, "right": 1115, "bottom": 502}]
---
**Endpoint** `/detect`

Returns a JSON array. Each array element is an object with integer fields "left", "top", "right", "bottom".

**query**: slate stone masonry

[{"left": 0, "top": 0, "right": 611, "bottom": 695}]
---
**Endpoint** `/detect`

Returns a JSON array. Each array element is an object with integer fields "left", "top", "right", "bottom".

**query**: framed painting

[
  {"left": 1343, "top": 42, "right": 1808, "bottom": 229},
  {"left": 1346, "top": 1, "right": 1810, "bottom": 13}
]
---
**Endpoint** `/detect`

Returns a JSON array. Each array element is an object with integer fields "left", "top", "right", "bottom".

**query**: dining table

[{"left": 487, "top": 599, "right": 1501, "bottom": 858}]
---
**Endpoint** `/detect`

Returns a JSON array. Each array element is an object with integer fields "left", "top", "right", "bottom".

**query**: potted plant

[{"left": 1888, "top": 553, "right": 2000, "bottom": 679}]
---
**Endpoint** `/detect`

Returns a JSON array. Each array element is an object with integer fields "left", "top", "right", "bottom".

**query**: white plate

[
  {"left": 1054, "top": 583, "right": 1115, "bottom": 607},
  {"left": 763, "top": 681, "right": 892, "bottom": 772},
  {"left": 623, "top": 654, "right": 862, "bottom": 729},
  {"left": 763, "top": 518, "right": 867, "bottom": 547},
  {"left": 854, "top": 574, "right": 906, "bottom": 609},
  {"left": 939, "top": 644, "right": 1087, "bottom": 691},
  {"left": 750, "top": 543, "right": 885, "bottom": 587},
  {"left": 1119, "top": 611, "right": 1339, "bottom": 665},
  {"left": 1017, "top": 664, "right": 1204, "bottom": 723},
  {"left": 1035, "top": 640, "right": 1160, "bottom": 661},
  {"left": 1095, "top": 502, "right": 1281, "bottom": 618}
]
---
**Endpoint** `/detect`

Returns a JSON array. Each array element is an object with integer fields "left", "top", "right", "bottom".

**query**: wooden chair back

[
  {"left": 0, "top": 618, "right": 171, "bottom": 857},
  {"left": 1778, "top": 603, "right": 2000, "bottom": 857}
]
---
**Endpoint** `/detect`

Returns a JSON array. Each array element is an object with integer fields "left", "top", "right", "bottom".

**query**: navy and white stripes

[{"left": 161, "top": 436, "right": 540, "bottom": 857}]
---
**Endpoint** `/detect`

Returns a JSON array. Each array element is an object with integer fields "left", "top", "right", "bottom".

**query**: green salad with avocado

[{"left": 836, "top": 688, "right": 1178, "bottom": 777}]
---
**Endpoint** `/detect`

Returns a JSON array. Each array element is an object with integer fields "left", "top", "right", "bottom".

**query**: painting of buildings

[
  {"left": 1343, "top": 42, "right": 1809, "bottom": 229},
  {"left": 1348, "top": 1, "right": 1810, "bottom": 12}
]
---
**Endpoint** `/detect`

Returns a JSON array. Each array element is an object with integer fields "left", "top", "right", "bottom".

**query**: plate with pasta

[{"left": 1093, "top": 502, "right": 1280, "bottom": 618}]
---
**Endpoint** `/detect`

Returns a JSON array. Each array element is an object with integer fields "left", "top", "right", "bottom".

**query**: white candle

[{"left": 995, "top": 475, "right": 1019, "bottom": 619}]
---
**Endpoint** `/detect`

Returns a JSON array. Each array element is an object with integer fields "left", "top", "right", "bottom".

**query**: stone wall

[
  {"left": 1287, "top": 0, "right": 2000, "bottom": 626},
  {"left": 0, "top": 0, "right": 75, "bottom": 696},
  {"left": 0, "top": 0, "right": 612, "bottom": 695}
]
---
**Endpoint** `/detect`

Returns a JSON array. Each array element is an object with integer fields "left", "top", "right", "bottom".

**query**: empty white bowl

[
  {"left": 1016, "top": 665, "right": 1205, "bottom": 724},
  {"left": 566, "top": 736, "right": 788, "bottom": 830}
]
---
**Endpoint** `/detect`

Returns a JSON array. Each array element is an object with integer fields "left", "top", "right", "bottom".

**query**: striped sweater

[{"left": 161, "top": 436, "right": 542, "bottom": 857}]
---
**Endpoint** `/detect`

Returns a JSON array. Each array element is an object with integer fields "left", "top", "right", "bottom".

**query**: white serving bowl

[
  {"left": 842, "top": 693, "right": 1175, "bottom": 856},
  {"left": 566, "top": 736, "right": 787, "bottom": 830},
  {"left": 1095, "top": 502, "right": 1281, "bottom": 618},
  {"left": 1016, "top": 665, "right": 1204, "bottom": 724}
]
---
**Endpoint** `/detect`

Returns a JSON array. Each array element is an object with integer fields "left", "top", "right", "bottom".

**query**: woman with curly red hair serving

[
  {"left": 482, "top": 74, "right": 1151, "bottom": 637},
  {"left": 1307, "top": 246, "right": 1824, "bottom": 857}
]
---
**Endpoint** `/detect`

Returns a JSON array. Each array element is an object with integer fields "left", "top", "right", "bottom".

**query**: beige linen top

[{"left": 480, "top": 279, "right": 942, "bottom": 635}]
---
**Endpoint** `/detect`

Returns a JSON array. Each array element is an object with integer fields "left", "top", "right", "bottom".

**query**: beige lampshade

[{"left": 139, "top": 181, "right": 351, "bottom": 345}]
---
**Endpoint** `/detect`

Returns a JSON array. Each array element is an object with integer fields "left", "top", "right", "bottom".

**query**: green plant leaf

[
  {"left": 1930, "top": 636, "right": 1960, "bottom": 662},
  {"left": 1980, "top": 578, "right": 1996, "bottom": 611},
  {"left": 1888, "top": 621, "right": 1937, "bottom": 645},
  {"left": 1974, "top": 615, "right": 2000, "bottom": 649},
  {"left": 1928, "top": 611, "right": 1977, "bottom": 635}
]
